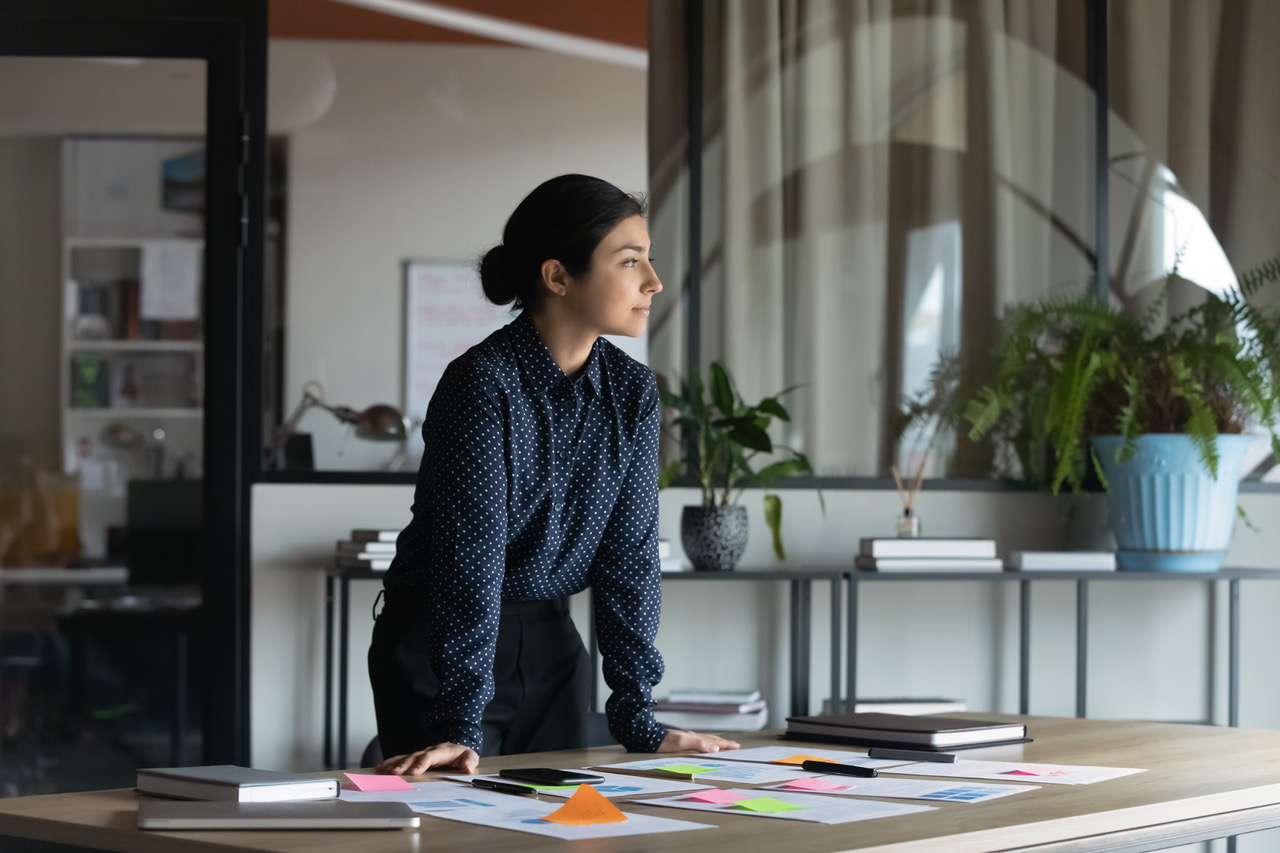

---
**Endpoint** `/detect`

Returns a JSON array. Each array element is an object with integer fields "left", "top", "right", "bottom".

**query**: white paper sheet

[
  {"left": 767, "top": 775, "right": 1039, "bottom": 803},
  {"left": 594, "top": 758, "right": 813, "bottom": 785},
  {"left": 886, "top": 758, "right": 1145, "bottom": 785},
  {"left": 358, "top": 782, "right": 714, "bottom": 840},
  {"left": 693, "top": 745, "right": 909, "bottom": 768},
  {"left": 141, "top": 242, "right": 200, "bottom": 319},
  {"left": 444, "top": 772, "right": 711, "bottom": 798},
  {"left": 637, "top": 788, "right": 934, "bottom": 825}
]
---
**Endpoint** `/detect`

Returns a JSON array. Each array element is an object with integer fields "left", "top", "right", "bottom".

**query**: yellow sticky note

[
  {"left": 655, "top": 764, "right": 717, "bottom": 775},
  {"left": 734, "top": 797, "right": 806, "bottom": 814},
  {"left": 540, "top": 785, "right": 628, "bottom": 825}
]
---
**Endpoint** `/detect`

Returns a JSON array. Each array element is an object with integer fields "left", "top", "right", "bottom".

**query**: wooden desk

[{"left": 4, "top": 716, "right": 1280, "bottom": 852}]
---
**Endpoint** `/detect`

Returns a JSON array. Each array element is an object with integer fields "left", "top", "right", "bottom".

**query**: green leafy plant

[
  {"left": 958, "top": 256, "right": 1280, "bottom": 494},
  {"left": 658, "top": 362, "right": 824, "bottom": 560}
]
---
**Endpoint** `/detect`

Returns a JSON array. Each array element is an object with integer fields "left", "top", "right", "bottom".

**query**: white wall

[
  {"left": 250, "top": 482, "right": 1280, "bottom": 775},
  {"left": 281, "top": 40, "right": 648, "bottom": 470}
]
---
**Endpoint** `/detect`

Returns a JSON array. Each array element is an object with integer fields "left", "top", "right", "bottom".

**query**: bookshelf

[{"left": 59, "top": 139, "right": 206, "bottom": 557}]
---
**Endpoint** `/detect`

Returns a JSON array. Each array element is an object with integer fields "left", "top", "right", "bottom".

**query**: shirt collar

[{"left": 509, "top": 311, "right": 601, "bottom": 398}]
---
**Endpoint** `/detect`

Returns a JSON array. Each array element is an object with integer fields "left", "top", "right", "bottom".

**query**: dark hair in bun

[{"left": 478, "top": 174, "right": 647, "bottom": 310}]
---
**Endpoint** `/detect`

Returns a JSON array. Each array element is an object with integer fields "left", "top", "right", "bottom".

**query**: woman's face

[{"left": 563, "top": 215, "right": 662, "bottom": 338}]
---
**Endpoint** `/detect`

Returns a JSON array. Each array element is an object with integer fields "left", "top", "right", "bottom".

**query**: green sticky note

[
  {"left": 733, "top": 797, "right": 806, "bottom": 814},
  {"left": 656, "top": 764, "right": 716, "bottom": 775}
]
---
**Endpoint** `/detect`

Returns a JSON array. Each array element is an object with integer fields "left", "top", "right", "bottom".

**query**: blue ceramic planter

[{"left": 1093, "top": 434, "right": 1253, "bottom": 572}]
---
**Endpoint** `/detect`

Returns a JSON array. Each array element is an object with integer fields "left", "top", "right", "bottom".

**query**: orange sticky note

[
  {"left": 343, "top": 772, "right": 413, "bottom": 792},
  {"left": 540, "top": 784, "right": 628, "bottom": 825},
  {"left": 771, "top": 754, "right": 833, "bottom": 766}
]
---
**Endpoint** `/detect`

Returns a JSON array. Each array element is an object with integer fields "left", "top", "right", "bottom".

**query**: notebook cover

[
  {"left": 778, "top": 731, "right": 1033, "bottom": 751},
  {"left": 784, "top": 712, "right": 1021, "bottom": 736},
  {"left": 137, "top": 765, "right": 322, "bottom": 788}
]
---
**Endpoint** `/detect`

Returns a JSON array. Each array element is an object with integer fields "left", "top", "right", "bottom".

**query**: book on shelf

[
  {"left": 658, "top": 539, "right": 672, "bottom": 559},
  {"left": 785, "top": 712, "right": 1028, "bottom": 749},
  {"left": 335, "top": 554, "right": 392, "bottom": 571},
  {"left": 860, "top": 538, "right": 997, "bottom": 559},
  {"left": 821, "top": 697, "right": 967, "bottom": 716},
  {"left": 666, "top": 688, "right": 761, "bottom": 705},
  {"left": 135, "top": 765, "right": 339, "bottom": 803},
  {"left": 653, "top": 705, "right": 769, "bottom": 732},
  {"left": 1008, "top": 551, "right": 1116, "bottom": 571},
  {"left": 336, "top": 540, "right": 396, "bottom": 554},
  {"left": 350, "top": 529, "right": 400, "bottom": 543},
  {"left": 855, "top": 556, "right": 1004, "bottom": 572},
  {"left": 654, "top": 698, "right": 767, "bottom": 714}
]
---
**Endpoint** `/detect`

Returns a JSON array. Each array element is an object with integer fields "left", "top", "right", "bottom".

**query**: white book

[
  {"left": 136, "top": 765, "right": 339, "bottom": 803},
  {"left": 658, "top": 539, "right": 672, "bottom": 559},
  {"left": 667, "top": 688, "right": 761, "bottom": 704},
  {"left": 856, "top": 556, "right": 1003, "bottom": 572},
  {"left": 654, "top": 706, "right": 769, "bottom": 732},
  {"left": 860, "top": 538, "right": 997, "bottom": 559},
  {"left": 659, "top": 557, "right": 687, "bottom": 573},
  {"left": 1008, "top": 551, "right": 1116, "bottom": 571}
]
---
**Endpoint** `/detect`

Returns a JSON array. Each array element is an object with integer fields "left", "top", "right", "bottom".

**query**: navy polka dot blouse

[{"left": 382, "top": 310, "right": 668, "bottom": 754}]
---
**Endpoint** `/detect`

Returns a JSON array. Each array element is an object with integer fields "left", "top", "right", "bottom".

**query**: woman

[{"left": 369, "top": 174, "right": 739, "bottom": 774}]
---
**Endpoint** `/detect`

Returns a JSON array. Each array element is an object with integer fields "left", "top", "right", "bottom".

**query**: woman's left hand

[{"left": 657, "top": 729, "right": 740, "bottom": 753}]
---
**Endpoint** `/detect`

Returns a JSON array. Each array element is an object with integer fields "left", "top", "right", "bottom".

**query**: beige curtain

[
  {"left": 1109, "top": 0, "right": 1280, "bottom": 308},
  {"left": 651, "top": 2, "right": 1279, "bottom": 478}
]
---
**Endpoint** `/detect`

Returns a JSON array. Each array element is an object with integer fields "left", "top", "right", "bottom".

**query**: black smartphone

[{"left": 498, "top": 768, "right": 606, "bottom": 786}]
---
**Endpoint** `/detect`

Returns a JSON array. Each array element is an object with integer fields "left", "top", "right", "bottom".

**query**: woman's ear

[{"left": 540, "top": 259, "right": 571, "bottom": 298}]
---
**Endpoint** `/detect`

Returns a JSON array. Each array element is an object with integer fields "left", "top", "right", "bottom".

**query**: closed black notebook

[{"left": 785, "top": 712, "right": 1030, "bottom": 749}]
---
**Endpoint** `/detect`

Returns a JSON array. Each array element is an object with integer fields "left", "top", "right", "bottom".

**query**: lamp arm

[{"left": 266, "top": 390, "right": 322, "bottom": 461}]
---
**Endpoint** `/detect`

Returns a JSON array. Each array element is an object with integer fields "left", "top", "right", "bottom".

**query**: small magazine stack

[
  {"left": 653, "top": 689, "right": 768, "bottom": 731},
  {"left": 856, "top": 538, "right": 1002, "bottom": 572},
  {"left": 335, "top": 529, "right": 399, "bottom": 571}
]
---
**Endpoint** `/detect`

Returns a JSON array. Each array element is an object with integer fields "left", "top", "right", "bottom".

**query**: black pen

[
  {"left": 800, "top": 760, "right": 878, "bottom": 778},
  {"left": 471, "top": 778, "right": 537, "bottom": 795},
  {"left": 867, "top": 747, "right": 958, "bottom": 764}
]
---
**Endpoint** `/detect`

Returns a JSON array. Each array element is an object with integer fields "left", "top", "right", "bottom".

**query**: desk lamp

[{"left": 267, "top": 381, "right": 410, "bottom": 470}]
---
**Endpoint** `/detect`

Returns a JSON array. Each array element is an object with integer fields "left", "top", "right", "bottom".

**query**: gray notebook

[{"left": 136, "top": 800, "right": 420, "bottom": 830}]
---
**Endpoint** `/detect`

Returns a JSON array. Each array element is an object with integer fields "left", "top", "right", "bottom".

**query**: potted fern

[
  {"left": 960, "top": 258, "right": 1280, "bottom": 570},
  {"left": 659, "top": 362, "right": 822, "bottom": 570}
]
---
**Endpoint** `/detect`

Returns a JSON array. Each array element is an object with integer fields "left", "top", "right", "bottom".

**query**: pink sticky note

[
  {"left": 1003, "top": 768, "right": 1070, "bottom": 778},
  {"left": 344, "top": 772, "right": 414, "bottom": 792},
  {"left": 781, "top": 776, "right": 851, "bottom": 792},
  {"left": 684, "top": 789, "right": 751, "bottom": 804}
]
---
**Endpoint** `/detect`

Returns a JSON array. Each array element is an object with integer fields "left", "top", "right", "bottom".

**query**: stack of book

[
  {"left": 785, "top": 712, "right": 1029, "bottom": 749},
  {"left": 856, "top": 538, "right": 1002, "bottom": 572},
  {"left": 653, "top": 689, "right": 768, "bottom": 731},
  {"left": 335, "top": 529, "right": 399, "bottom": 571}
]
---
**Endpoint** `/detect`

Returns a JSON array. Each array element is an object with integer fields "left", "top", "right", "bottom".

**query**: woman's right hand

[{"left": 376, "top": 743, "right": 480, "bottom": 775}]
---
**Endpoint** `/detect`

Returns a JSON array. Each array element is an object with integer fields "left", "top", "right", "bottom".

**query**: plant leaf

[
  {"left": 709, "top": 362, "right": 735, "bottom": 416},
  {"left": 763, "top": 493, "right": 785, "bottom": 561}
]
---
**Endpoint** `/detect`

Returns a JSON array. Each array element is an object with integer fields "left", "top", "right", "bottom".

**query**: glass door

[{"left": 0, "top": 0, "right": 266, "bottom": 787}]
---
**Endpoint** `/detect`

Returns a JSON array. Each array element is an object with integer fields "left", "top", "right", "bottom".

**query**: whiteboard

[{"left": 403, "top": 260, "right": 515, "bottom": 463}]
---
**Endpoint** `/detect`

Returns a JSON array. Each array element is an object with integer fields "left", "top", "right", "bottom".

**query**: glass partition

[{"left": 0, "top": 55, "right": 207, "bottom": 792}]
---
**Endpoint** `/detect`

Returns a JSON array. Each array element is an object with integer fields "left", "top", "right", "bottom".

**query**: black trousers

[{"left": 368, "top": 589, "right": 591, "bottom": 758}]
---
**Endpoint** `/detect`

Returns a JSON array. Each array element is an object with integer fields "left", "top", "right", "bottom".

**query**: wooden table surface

[{"left": 4, "top": 715, "right": 1280, "bottom": 853}]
